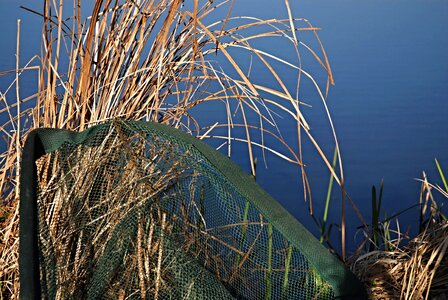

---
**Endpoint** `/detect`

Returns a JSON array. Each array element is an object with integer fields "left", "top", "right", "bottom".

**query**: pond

[{"left": 1, "top": 0, "right": 447, "bottom": 252}]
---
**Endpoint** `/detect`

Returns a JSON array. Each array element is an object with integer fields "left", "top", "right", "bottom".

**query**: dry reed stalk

[
  {"left": 1, "top": 0, "right": 341, "bottom": 297},
  {"left": 145, "top": 220, "right": 155, "bottom": 282},
  {"left": 154, "top": 213, "right": 167, "bottom": 300},
  {"left": 137, "top": 219, "right": 147, "bottom": 299}
]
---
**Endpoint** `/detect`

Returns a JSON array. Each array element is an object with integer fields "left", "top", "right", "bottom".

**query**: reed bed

[
  {"left": 1, "top": 0, "right": 339, "bottom": 297},
  {"left": 349, "top": 172, "right": 448, "bottom": 300},
  {"left": 350, "top": 220, "right": 448, "bottom": 300}
]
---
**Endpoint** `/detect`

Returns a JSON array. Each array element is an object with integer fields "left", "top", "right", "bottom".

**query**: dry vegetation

[
  {"left": 34, "top": 124, "right": 189, "bottom": 298},
  {"left": 351, "top": 221, "right": 447, "bottom": 300},
  {"left": 1, "top": 0, "right": 446, "bottom": 299},
  {"left": 31, "top": 122, "right": 239, "bottom": 299},
  {"left": 0, "top": 0, "right": 339, "bottom": 298},
  {"left": 349, "top": 174, "right": 448, "bottom": 300},
  {"left": 26, "top": 121, "right": 335, "bottom": 299}
]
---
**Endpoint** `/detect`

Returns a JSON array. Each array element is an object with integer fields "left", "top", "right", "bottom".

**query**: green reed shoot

[
  {"left": 320, "top": 147, "right": 338, "bottom": 243},
  {"left": 281, "top": 245, "right": 293, "bottom": 299},
  {"left": 234, "top": 157, "right": 256, "bottom": 270},
  {"left": 265, "top": 222, "right": 273, "bottom": 300},
  {"left": 433, "top": 159, "right": 447, "bottom": 222},
  {"left": 233, "top": 200, "right": 250, "bottom": 271},
  {"left": 370, "top": 180, "right": 384, "bottom": 251},
  {"left": 435, "top": 158, "right": 448, "bottom": 193},
  {"left": 380, "top": 211, "right": 393, "bottom": 251}
]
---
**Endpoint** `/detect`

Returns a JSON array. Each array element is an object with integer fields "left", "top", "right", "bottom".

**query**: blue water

[{"left": 1, "top": 1, "right": 447, "bottom": 252}]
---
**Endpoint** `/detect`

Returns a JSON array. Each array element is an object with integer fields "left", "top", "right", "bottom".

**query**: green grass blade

[
  {"left": 234, "top": 200, "right": 250, "bottom": 269},
  {"left": 370, "top": 185, "right": 378, "bottom": 251},
  {"left": 265, "top": 222, "right": 273, "bottom": 300},
  {"left": 320, "top": 147, "right": 338, "bottom": 243},
  {"left": 281, "top": 245, "right": 293, "bottom": 299},
  {"left": 435, "top": 158, "right": 448, "bottom": 193},
  {"left": 378, "top": 179, "right": 384, "bottom": 214}
]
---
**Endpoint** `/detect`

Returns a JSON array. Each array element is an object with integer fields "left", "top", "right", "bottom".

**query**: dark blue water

[{"left": 1, "top": 0, "right": 447, "bottom": 252}]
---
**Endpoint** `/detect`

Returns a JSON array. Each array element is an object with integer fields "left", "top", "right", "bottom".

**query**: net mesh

[{"left": 24, "top": 120, "right": 360, "bottom": 299}]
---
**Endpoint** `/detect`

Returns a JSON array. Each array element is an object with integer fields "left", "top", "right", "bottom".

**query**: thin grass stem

[
  {"left": 320, "top": 147, "right": 338, "bottom": 243},
  {"left": 435, "top": 158, "right": 448, "bottom": 193},
  {"left": 265, "top": 222, "right": 273, "bottom": 300},
  {"left": 281, "top": 244, "right": 293, "bottom": 299}
]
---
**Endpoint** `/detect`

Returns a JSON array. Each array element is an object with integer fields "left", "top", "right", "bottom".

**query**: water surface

[{"left": 1, "top": 0, "right": 447, "bottom": 252}]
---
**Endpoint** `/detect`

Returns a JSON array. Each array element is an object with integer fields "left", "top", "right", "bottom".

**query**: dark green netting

[{"left": 20, "top": 120, "right": 366, "bottom": 299}]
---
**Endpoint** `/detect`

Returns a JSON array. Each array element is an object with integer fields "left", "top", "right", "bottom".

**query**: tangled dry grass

[
  {"left": 349, "top": 174, "right": 448, "bottom": 300},
  {"left": 0, "top": 0, "right": 338, "bottom": 298},
  {"left": 35, "top": 125, "right": 187, "bottom": 298},
  {"left": 350, "top": 220, "right": 447, "bottom": 300},
  {"left": 31, "top": 122, "right": 242, "bottom": 299}
]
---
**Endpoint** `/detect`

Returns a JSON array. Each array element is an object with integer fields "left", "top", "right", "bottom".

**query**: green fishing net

[{"left": 20, "top": 120, "right": 366, "bottom": 299}]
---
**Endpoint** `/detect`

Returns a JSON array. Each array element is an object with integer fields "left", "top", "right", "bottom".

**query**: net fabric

[{"left": 32, "top": 120, "right": 337, "bottom": 299}]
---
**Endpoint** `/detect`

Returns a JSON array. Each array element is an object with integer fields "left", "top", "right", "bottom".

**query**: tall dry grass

[{"left": 0, "top": 0, "right": 340, "bottom": 297}]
